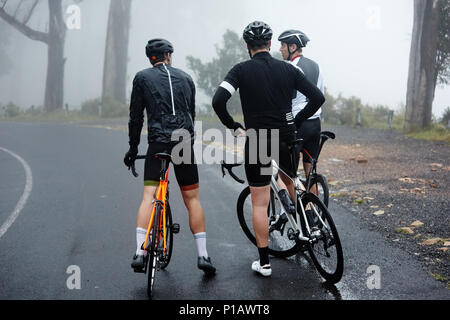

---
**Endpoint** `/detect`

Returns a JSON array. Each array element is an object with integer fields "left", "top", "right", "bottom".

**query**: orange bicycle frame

[{"left": 143, "top": 168, "right": 170, "bottom": 254}]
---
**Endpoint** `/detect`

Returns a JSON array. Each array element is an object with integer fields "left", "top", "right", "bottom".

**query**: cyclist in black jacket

[
  {"left": 212, "top": 21, "right": 325, "bottom": 277},
  {"left": 124, "top": 39, "right": 215, "bottom": 275}
]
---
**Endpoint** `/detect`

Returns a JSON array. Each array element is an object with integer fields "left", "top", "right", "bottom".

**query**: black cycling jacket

[
  {"left": 212, "top": 51, "right": 325, "bottom": 139},
  {"left": 128, "top": 63, "right": 196, "bottom": 149}
]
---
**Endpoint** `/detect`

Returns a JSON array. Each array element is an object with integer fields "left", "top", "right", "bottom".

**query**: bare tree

[
  {"left": 102, "top": 0, "right": 132, "bottom": 107},
  {"left": 0, "top": 0, "right": 66, "bottom": 112},
  {"left": 0, "top": 19, "right": 12, "bottom": 76},
  {"left": 405, "top": 0, "right": 443, "bottom": 131}
]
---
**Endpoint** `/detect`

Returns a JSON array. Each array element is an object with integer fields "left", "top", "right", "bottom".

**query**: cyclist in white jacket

[{"left": 279, "top": 30, "right": 324, "bottom": 195}]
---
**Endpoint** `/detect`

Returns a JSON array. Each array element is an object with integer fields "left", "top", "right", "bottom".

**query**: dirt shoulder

[{"left": 318, "top": 125, "right": 450, "bottom": 287}]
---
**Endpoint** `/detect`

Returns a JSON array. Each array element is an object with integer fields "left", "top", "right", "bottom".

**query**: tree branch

[
  {"left": 13, "top": 0, "right": 24, "bottom": 19},
  {"left": 23, "top": 0, "right": 39, "bottom": 25},
  {"left": 0, "top": 6, "right": 48, "bottom": 43},
  {"left": 13, "top": 0, "right": 23, "bottom": 18}
]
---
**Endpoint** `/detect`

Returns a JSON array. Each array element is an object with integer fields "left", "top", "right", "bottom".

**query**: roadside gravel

[{"left": 318, "top": 125, "right": 450, "bottom": 286}]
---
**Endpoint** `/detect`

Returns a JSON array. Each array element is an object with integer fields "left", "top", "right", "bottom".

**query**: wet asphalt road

[{"left": 0, "top": 122, "right": 448, "bottom": 300}]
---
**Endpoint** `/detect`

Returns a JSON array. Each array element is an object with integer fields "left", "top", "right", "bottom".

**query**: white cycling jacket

[{"left": 290, "top": 55, "right": 324, "bottom": 120}]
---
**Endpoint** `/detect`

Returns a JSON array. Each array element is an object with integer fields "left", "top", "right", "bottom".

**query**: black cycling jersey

[
  {"left": 212, "top": 51, "right": 325, "bottom": 139},
  {"left": 212, "top": 51, "right": 325, "bottom": 186},
  {"left": 128, "top": 63, "right": 196, "bottom": 149}
]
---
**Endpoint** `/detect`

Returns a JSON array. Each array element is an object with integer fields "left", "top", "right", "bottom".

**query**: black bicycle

[{"left": 222, "top": 139, "right": 343, "bottom": 284}]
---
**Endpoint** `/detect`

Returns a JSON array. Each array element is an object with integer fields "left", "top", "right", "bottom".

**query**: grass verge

[{"left": 406, "top": 127, "right": 450, "bottom": 143}]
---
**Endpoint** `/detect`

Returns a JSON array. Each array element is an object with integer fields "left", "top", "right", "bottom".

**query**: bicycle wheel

[
  {"left": 301, "top": 192, "right": 343, "bottom": 284},
  {"left": 237, "top": 186, "right": 301, "bottom": 258},
  {"left": 147, "top": 204, "right": 161, "bottom": 298},
  {"left": 159, "top": 202, "right": 173, "bottom": 270},
  {"left": 301, "top": 174, "right": 329, "bottom": 207}
]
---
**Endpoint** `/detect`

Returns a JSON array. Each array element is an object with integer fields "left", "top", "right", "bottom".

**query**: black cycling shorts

[
  {"left": 296, "top": 118, "right": 321, "bottom": 163},
  {"left": 244, "top": 131, "right": 299, "bottom": 187},
  {"left": 144, "top": 142, "right": 199, "bottom": 191}
]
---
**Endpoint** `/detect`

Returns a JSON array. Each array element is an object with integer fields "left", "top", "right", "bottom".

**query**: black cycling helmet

[
  {"left": 278, "top": 30, "right": 310, "bottom": 48},
  {"left": 243, "top": 21, "right": 273, "bottom": 47},
  {"left": 145, "top": 38, "right": 174, "bottom": 61}
]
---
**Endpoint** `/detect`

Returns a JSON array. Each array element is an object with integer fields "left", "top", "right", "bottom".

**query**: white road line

[{"left": 0, "top": 147, "right": 33, "bottom": 239}]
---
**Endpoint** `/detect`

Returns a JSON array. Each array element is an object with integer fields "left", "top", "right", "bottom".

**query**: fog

[{"left": 0, "top": 0, "right": 449, "bottom": 116}]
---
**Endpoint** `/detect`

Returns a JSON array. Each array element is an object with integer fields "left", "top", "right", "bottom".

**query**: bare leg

[
  {"left": 137, "top": 186, "right": 158, "bottom": 229},
  {"left": 279, "top": 172, "right": 296, "bottom": 205},
  {"left": 181, "top": 188, "right": 205, "bottom": 234},
  {"left": 303, "top": 162, "right": 317, "bottom": 195},
  {"left": 250, "top": 185, "right": 271, "bottom": 248},
  {"left": 181, "top": 187, "right": 216, "bottom": 273}
]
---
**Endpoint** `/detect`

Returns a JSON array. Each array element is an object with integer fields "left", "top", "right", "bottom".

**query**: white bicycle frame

[{"left": 269, "top": 160, "right": 328, "bottom": 243}]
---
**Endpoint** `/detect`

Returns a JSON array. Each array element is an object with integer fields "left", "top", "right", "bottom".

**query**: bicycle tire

[
  {"left": 237, "top": 186, "right": 302, "bottom": 258},
  {"left": 301, "top": 173, "right": 329, "bottom": 207},
  {"left": 147, "top": 204, "right": 161, "bottom": 299},
  {"left": 301, "top": 192, "right": 344, "bottom": 284},
  {"left": 159, "top": 202, "right": 173, "bottom": 270}
]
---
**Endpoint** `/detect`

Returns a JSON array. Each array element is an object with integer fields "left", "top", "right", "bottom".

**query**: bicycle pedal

[
  {"left": 133, "top": 267, "right": 146, "bottom": 274},
  {"left": 171, "top": 223, "right": 180, "bottom": 234}
]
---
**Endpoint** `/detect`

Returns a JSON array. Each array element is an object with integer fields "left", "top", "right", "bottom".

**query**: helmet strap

[
  {"left": 247, "top": 44, "right": 252, "bottom": 58},
  {"left": 287, "top": 43, "right": 301, "bottom": 61},
  {"left": 287, "top": 45, "right": 294, "bottom": 61}
]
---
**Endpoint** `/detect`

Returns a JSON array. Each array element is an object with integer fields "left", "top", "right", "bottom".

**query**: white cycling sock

[
  {"left": 136, "top": 228, "right": 148, "bottom": 256},
  {"left": 194, "top": 232, "right": 208, "bottom": 258}
]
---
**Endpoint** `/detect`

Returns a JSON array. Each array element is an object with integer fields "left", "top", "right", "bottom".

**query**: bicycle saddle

[
  {"left": 154, "top": 153, "right": 172, "bottom": 161},
  {"left": 321, "top": 131, "right": 336, "bottom": 140}
]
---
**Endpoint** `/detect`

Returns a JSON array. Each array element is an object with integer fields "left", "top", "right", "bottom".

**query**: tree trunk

[
  {"left": 44, "top": 0, "right": 66, "bottom": 112},
  {"left": 405, "top": 0, "right": 441, "bottom": 131},
  {"left": 0, "top": 0, "right": 67, "bottom": 112},
  {"left": 102, "top": 0, "right": 132, "bottom": 106}
]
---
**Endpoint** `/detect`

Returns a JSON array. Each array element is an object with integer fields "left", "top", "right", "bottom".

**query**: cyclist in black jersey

[
  {"left": 212, "top": 21, "right": 325, "bottom": 277},
  {"left": 124, "top": 38, "right": 215, "bottom": 275}
]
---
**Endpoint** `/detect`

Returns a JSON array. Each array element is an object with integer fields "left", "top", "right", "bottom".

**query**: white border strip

[
  {"left": 219, "top": 81, "right": 236, "bottom": 95},
  {"left": 0, "top": 147, "right": 33, "bottom": 239}
]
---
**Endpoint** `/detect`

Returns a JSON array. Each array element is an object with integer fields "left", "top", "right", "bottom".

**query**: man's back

[
  {"left": 130, "top": 64, "right": 196, "bottom": 143},
  {"left": 222, "top": 51, "right": 304, "bottom": 136}
]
